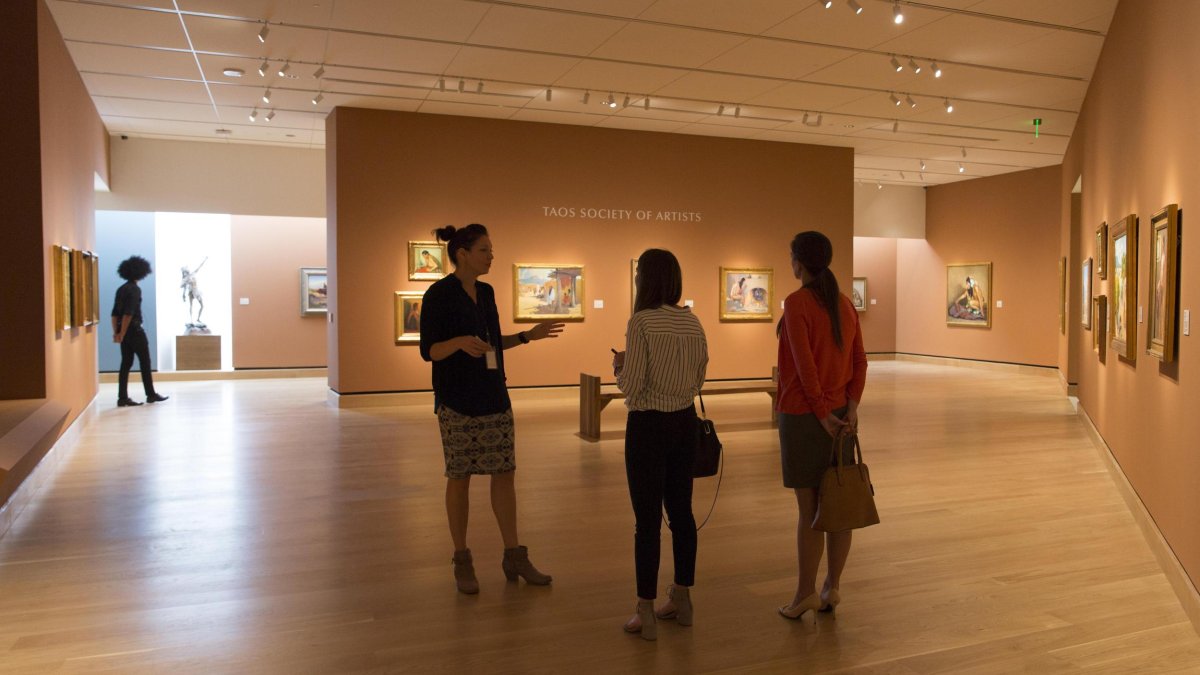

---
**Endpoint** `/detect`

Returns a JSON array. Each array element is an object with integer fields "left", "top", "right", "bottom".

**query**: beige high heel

[
  {"left": 819, "top": 587, "right": 841, "bottom": 613},
  {"left": 501, "top": 545, "right": 552, "bottom": 585},
  {"left": 623, "top": 600, "right": 657, "bottom": 641},
  {"left": 655, "top": 585, "right": 693, "bottom": 626},
  {"left": 778, "top": 592, "right": 822, "bottom": 622}
]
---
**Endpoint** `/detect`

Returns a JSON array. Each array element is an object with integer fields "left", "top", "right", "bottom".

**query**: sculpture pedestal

[{"left": 176, "top": 335, "right": 221, "bottom": 370}]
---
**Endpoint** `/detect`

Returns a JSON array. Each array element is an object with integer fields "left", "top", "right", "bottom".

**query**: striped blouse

[{"left": 617, "top": 305, "right": 708, "bottom": 413}]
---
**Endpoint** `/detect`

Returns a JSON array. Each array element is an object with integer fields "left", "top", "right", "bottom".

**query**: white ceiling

[{"left": 49, "top": 0, "right": 1118, "bottom": 187}]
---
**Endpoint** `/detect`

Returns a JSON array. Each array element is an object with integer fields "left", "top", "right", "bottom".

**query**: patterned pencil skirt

[{"left": 437, "top": 405, "right": 516, "bottom": 479}]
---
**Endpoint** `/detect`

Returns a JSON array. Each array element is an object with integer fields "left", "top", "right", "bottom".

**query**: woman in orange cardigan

[{"left": 775, "top": 231, "right": 867, "bottom": 621}]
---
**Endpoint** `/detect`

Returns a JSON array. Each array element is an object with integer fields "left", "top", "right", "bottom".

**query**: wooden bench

[{"left": 578, "top": 370, "right": 778, "bottom": 442}]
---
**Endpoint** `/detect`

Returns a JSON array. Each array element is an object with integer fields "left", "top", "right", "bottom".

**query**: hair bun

[{"left": 434, "top": 225, "right": 457, "bottom": 242}]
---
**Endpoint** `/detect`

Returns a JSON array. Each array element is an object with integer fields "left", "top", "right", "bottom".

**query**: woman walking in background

[
  {"left": 419, "top": 223, "right": 563, "bottom": 594},
  {"left": 776, "top": 231, "right": 867, "bottom": 621},
  {"left": 613, "top": 248, "right": 708, "bottom": 641}
]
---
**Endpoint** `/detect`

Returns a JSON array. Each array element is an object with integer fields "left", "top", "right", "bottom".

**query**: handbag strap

[
  {"left": 697, "top": 391, "right": 707, "bottom": 418},
  {"left": 662, "top": 441, "right": 723, "bottom": 532}
]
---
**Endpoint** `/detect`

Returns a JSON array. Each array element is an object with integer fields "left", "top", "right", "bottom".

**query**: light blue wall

[{"left": 96, "top": 211, "right": 157, "bottom": 372}]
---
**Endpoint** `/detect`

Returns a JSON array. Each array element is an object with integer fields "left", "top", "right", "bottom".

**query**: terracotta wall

[
  {"left": 896, "top": 166, "right": 1061, "bottom": 366},
  {"left": 853, "top": 237, "right": 897, "bottom": 353},
  {"left": 1, "top": 0, "right": 44, "bottom": 399},
  {"left": 230, "top": 215, "right": 327, "bottom": 368},
  {"left": 854, "top": 184, "right": 925, "bottom": 239},
  {"left": 1064, "top": 0, "right": 1200, "bottom": 588},
  {"left": 327, "top": 109, "right": 854, "bottom": 393}
]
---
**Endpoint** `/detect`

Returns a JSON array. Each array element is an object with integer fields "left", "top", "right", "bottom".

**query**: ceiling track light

[
  {"left": 961, "top": 146, "right": 967, "bottom": 158},
  {"left": 313, "top": 65, "right": 325, "bottom": 80},
  {"left": 257, "top": 23, "right": 269, "bottom": 43},
  {"left": 877, "top": 182, "right": 883, "bottom": 190},
  {"left": 582, "top": 90, "right": 590, "bottom": 104},
  {"left": 437, "top": 78, "right": 445, "bottom": 92},
  {"left": 644, "top": 95, "right": 649, "bottom": 111},
  {"left": 312, "top": 92, "right": 323, "bottom": 105},
  {"left": 622, "top": 94, "right": 630, "bottom": 107},
  {"left": 262, "top": 89, "right": 271, "bottom": 104},
  {"left": 908, "top": 58, "right": 921, "bottom": 74},
  {"left": 847, "top": 0, "right": 863, "bottom": 14},
  {"left": 734, "top": 105, "right": 741, "bottom": 118},
  {"left": 476, "top": 81, "right": 484, "bottom": 94},
  {"left": 802, "top": 112, "right": 810, "bottom": 125},
  {"left": 958, "top": 163, "right": 965, "bottom": 173},
  {"left": 265, "top": 110, "right": 275, "bottom": 122},
  {"left": 899, "top": 171, "right": 906, "bottom": 179},
  {"left": 889, "top": 92, "right": 901, "bottom": 106},
  {"left": 906, "top": 94, "right": 917, "bottom": 108},
  {"left": 717, "top": 104, "right": 725, "bottom": 116},
  {"left": 546, "top": 87, "right": 552, "bottom": 102},
  {"left": 932, "top": 61, "right": 942, "bottom": 78},
  {"left": 943, "top": 98, "right": 954, "bottom": 113},
  {"left": 606, "top": 92, "right": 617, "bottom": 108},
  {"left": 820, "top": 0, "right": 833, "bottom": 8},
  {"left": 892, "top": 120, "right": 899, "bottom": 133},
  {"left": 277, "top": 62, "right": 290, "bottom": 77},
  {"left": 890, "top": 55, "right": 903, "bottom": 72},
  {"left": 893, "top": 0, "right": 904, "bottom": 24},
  {"left": 920, "top": 159, "right": 926, "bottom": 170},
  {"left": 257, "top": 59, "right": 269, "bottom": 77},
  {"left": 249, "top": 108, "right": 258, "bottom": 122}
]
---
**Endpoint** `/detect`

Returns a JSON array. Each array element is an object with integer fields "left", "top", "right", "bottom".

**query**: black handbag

[{"left": 693, "top": 392, "right": 722, "bottom": 478}]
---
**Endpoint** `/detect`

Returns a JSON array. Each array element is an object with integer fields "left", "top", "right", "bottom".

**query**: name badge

[{"left": 485, "top": 350, "right": 498, "bottom": 370}]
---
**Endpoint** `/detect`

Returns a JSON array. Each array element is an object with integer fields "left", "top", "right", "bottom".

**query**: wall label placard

[{"left": 541, "top": 206, "right": 703, "bottom": 222}]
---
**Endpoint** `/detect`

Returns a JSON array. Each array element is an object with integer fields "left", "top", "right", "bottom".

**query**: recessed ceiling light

[{"left": 222, "top": 68, "right": 244, "bottom": 78}]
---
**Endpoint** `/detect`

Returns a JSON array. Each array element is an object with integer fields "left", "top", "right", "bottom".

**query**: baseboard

[
  {"left": 891, "top": 353, "right": 1059, "bottom": 378},
  {"left": 100, "top": 368, "right": 327, "bottom": 383},
  {"left": 1078, "top": 406, "right": 1200, "bottom": 636}
]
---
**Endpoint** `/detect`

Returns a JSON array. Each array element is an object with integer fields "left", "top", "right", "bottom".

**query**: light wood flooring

[{"left": 2, "top": 362, "right": 1199, "bottom": 673}]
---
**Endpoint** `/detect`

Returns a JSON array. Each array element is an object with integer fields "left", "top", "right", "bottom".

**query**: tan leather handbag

[{"left": 812, "top": 428, "right": 880, "bottom": 532}]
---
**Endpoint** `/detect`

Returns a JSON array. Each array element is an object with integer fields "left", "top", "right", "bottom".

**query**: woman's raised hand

[{"left": 528, "top": 321, "right": 565, "bottom": 340}]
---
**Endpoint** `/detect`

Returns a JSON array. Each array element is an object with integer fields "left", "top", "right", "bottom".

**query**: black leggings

[
  {"left": 118, "top": 327, "right": 156, "bottom": 400},
  {"left": 625, "top": 406, "right": 698, "bottom": 600}
]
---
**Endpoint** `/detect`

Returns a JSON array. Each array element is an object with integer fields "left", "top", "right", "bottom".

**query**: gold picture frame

[
  {"left": 1095, "top": 222, "right": 1108, "bottom": 280},
  {"left": 81, "top": 251, "right": 97, "bottom": 326},
  {"left": 394, "top": 291, "right": 423, "bottom": 344},
  {"left": 1093, "top": 294, "right": 1107, "bottom": 358},
  {"left": 719, "top": 267, "right": 773, "bottom": 322},
  {"left": 1146, "top": 204, "right": 1180, "bottom": 361},
  {"left": 946, "top": 262, "right": 992, "bottom": 328},
  {"left": 1081, "top": 258, "right": 1092, "bottom": 330},
  {"left": 52, "top": 245, "right": 72, "bottom": 331},
  {"left": 70, "top": 248, "right": 86, "bottom": 328},
  {"left": 407, "top": 241, "right": 448, "bottom": 281},
  {"left": 851, "top": 277, "right": 867, "bottom": 312},
  {"left": 513, "top": 264, "right": 585, "bottom": 322},
  {"left": 1058, "top": 257, "right": 1066, "bottom": 334},
  {"left": 1109, "top": 214, "right": 1138, "bottom": 361}
]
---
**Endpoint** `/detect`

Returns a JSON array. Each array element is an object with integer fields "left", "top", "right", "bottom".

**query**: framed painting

[
  {"left": 300, "top": 267, "right": 328, "bottom": 316},
  {"left": 408, "top": 241, "right": 447, "bottom": 281},
  {"left": 52, "top": 245, "right": 71, "bottom": 331},
  {"left": 394, "top": 291, "right": 423, "bottom": 344},
  {"left": 1095, "top": 222, "right": 1108, "bottom": 280},
  {"left": 89, "top": 252, "right": 100, "bottom": 324},
  {"left": 1094, "top": 295, "right": 1107, "bottom": 357},
  {"left": 513, "top": 264, "right": 585, "bottom": 322},
  {"left": 719, "top": 267, "right": 773, "bottom": 321},
  {"left": 630, "top": 258, "right": 638, "bottom": 314},
  {"left": 1109, "top": 214, "right": 1138, "bottom": 360},
  {"left": 70, "top": 248, "right": 86, "bottom": 328},
  {"left": 946, "top": 262, "right": 992, "bottom": 328},
  {"left": 1081, "top": 258, "right": 1092, "bottom": 330},
  {"left": 1058, "top": 257, "right": 1067, "bottom": 334},
  {"left": 1147, "top": 204, "right": 1180, "bottom": 361},
  {"left": 851, "top": 277, "right": 867, "bottom": 312}
]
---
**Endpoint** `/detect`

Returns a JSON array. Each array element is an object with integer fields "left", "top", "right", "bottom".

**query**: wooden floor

[{"left": 2, "top": 362, "right": 1199, "bottom": 673}]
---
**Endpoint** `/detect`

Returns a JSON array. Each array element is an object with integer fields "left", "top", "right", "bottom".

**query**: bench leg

[{"left": 579, "top": 374, "right": 601, "bottom": 442}]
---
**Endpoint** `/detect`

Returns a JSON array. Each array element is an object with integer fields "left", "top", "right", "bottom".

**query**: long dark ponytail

[{"left": 790, "top": 231, "right": 843, "bottom": 349}]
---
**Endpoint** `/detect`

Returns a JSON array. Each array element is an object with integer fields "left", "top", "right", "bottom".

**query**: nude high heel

[
  {"left": 655, "top": 585, "right": 693, "bottom": 626},
  {"left": 623, "top": 600, "right": 657, "bottom": 641},
  {"left": 778, "top": 592, "right": 821, "bottom": 622},
  {"left": 819, "top": 588, "right": 841, "bottom": 613},
  {"left": 501, "top": 545, "right": 552, "bottom": 585},
  {"left": 452, "top": 549, "right": 479, "bottom": 595}
]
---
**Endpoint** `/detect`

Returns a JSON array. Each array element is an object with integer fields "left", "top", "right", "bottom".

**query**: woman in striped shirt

[{"left": 613, "top": 248, "right": 708, "bottom": 641}]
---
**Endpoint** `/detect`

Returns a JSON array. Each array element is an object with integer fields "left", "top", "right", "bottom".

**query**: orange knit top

[{"left": 776, "top": 288, "right": 867, "bottom": 419}]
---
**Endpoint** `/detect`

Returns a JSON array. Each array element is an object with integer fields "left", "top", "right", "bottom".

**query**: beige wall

[
  {"left": 39, "top": 0, "right": 108, "bottom": 419},
  {"left": 1064, "top": 0, "right": 1200, "bottom": 588},
  {"left": 896, "top": 166, "right": 1061, "bottom": 366},
  {"left": 230, "top": 216, "right": 327, "bottom": 369},
  {"left": 96, "top": 137, "right": 324, "bottom": 218},
  {"left": 853, "top": 237, "right": 897, "bottom": 353},
  {"left": 327, "top": 108, "right": 854, "bottom": 393},
  {"left": 854, "top": 184, "right": 926, "bottom": 239}
]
